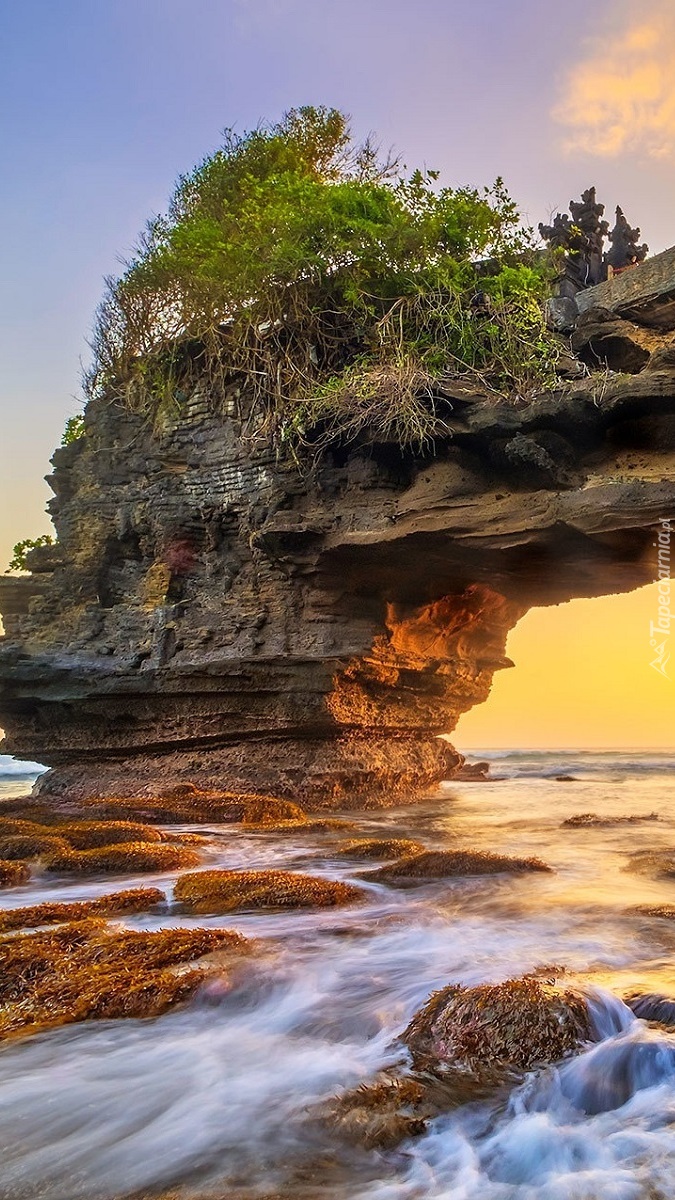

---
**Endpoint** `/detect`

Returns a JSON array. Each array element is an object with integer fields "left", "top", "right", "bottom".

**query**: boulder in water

[
  {"left": 0, "top": 887, "right": 167, "bottom": 932},
  {"left": 175, "top": 868, "right": 366, "bottom": 914},
  {"left": 44, "top": 842, "right": 201, "bottom": 876},
  {"left": 625, "top": 850, "right": 675, "bottom": 878},
  {"left": 0, "top": 859, "right": 29, "bottom": 888},
  {"left": 563, "top": 811, "right": 659, "bottom": 827},
  {"left": 361, "top": 849, "right": 552, "bottom": 885},
  {"left": 334, "top": 837, "right": 426, "bottom": 860},
  {"left": 454, "top": 761, "right": 491, "bottom": 781},
  {"left": 624, "top": 991, "right": 675, "bottom": 1028},
  {"left": 0, "top": 921, "right": 249, "bottom": 1040},
  {"left": 403, "top": 976, "right": 591, "bottom": 1085},
  {"left": 322, "top": 1076, "right": 430, "bottom": 1149}
]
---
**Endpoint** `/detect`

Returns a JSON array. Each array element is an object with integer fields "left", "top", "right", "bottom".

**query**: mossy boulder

[
  {"left": 323, "top": 1077, "right": 430, "bottom": 1149},
  {"left": 0, "top": 860, "right": 30, "bottom": 888},
  {"left": 335, "top": 838, "right": 426, "bottom": 860},
  {"left": 0, "top": 833, "right": 69, "bottom": 861},
  {"left": 45, "top": 842, "right": 201, "bottom": 876},
  {"left": 239, "top": 796, "right": 308, "bottom": 828},
  {"left": 0, "top": 818, "right": 53, "bottom": 837},
  {"left": 0, "top": 920, "right": 249, "bottom": 1039},
  {"left": 175, "top": 869, "right": 365, "bottom": 914},
  {"left": 0, "top": 886, "right": 167, "bottom": 932},
  {"left": 362, "top": 849, "right": 551, "bottom": 885},
  {"left": 403, "top": 976, "right": 591, "bottom": 1085},
  {"left": 58, "top": 820, "right": 164, "bottom": 849}
]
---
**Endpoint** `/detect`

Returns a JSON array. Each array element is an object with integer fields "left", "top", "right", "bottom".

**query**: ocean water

[
  {"left": 1, "top": 750, "right": 675, "bottom": 1199},
  {"left": 0, "top": 753, "right": 47, "bottom": 799}
]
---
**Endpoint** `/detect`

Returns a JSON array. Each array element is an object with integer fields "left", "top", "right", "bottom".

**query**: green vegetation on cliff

[{"left": 86, "top": 106, "right": 558, "bottom": 454}]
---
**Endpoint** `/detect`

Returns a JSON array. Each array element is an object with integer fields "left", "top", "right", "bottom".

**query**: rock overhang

[{"left": 1, "top": 258, "right": 674, "bottom": 804}]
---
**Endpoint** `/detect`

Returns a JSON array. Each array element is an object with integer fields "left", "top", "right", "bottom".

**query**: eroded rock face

[{"left": 1, "top": 282, "right": 675, "bottom": 804}]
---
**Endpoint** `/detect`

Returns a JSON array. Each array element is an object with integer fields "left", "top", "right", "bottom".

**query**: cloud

[{"left": 553, "top": 1, "right": 675, "bottom": 159}]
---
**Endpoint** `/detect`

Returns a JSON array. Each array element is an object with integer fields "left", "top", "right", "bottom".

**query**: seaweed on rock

[
  {"left": 0, "top": 887, "right": 167, "bottom": 932},
  {"left": 0, "top": 833, "right": 70, "bottom": 860},
  {"left": 175, "top": 869, "right": 365, "bottom": 914},
  {"left": 403, "top": 976, "right": 591, "bottom": 1083},
  {"left": 0, "top": 789, "right": 309, "bottom": 828},
  {"left": 44, "top": 842, "right": 201, "bottom": 876},
  {"left": 334, "top": 837, "right": 426, "bottom": 860},
  {"left": 0, "top": 860, "right": 30, "bottom": 888},
  {"left": 0, "top": 921, "right": 248, "bottom": 1039},
  {"left": 362, "top": 848, "right": 552, "bottom": 885}
]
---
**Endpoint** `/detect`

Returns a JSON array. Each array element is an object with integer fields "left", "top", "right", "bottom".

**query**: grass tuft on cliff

[{"left": 85, "top": 105, "right": 559, "bottom": 455}]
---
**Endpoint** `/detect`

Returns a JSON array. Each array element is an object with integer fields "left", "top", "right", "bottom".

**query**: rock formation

[{"left": 1, "top": 260, "right": 675, "bottom": 807}]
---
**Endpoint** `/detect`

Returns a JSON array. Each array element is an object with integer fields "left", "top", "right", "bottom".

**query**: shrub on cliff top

[
  {"left": 86, "top": 106, "right": 558, "bottom": 453},
  {"left": 8, "top": 535, "right": 54, "bottom": 573}
]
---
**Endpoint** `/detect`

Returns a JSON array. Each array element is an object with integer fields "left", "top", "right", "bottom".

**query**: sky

[
  {"left": 456, "top": 582, "right": 675, "bottom": 750},
  {"left": 1, "top": 0, "right": 674, "bottom": 747}
]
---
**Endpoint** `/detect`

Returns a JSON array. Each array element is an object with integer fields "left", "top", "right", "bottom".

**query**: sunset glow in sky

[
  {"left": 1, "top": 0, "right": 674, "bottom": 747},
  {"left": 456, "top": 583, "right": 675, "bottom": 750}
]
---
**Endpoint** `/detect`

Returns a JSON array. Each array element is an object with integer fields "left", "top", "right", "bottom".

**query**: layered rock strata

[{"left": 1, "top": 278, "right": 674, "bottom": 805}]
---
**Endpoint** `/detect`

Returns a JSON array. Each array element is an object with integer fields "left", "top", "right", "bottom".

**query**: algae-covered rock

[
  {"left": 45, "top": 842, "right": 201, "bottom": 876},
  {"left": 322, "top": 1076, "right": 430, "bottom": 1149},
  {"left": 362, "top": 848, "right": 551, "bottom": 885},
  {"left": 0, "top": 921, "right": 248, "bottom": 1039},
  {"left": 403, "top": 976, "right": 591, "bottom": 1084},
  {"left": 0, "top": 789, "right": 308, "bottom": 828},
  {"left": 175, "top": 868, "right": 365, "bottom": 914},
  {"left": 58, "top": 820, "right": 164, "bottom": 848},
  {"left": 0, "top": 833, "right": 69, "bottom": 860},
  {"left": 563, "top": 812, "right": 659, "bottom": 828},
  {"left": 0, "top": 886, "right": 167, "bottom": 932},
  {"left": 334, "top": 838, "right": 426, "bottom": 860},
  {"left": 0, "top": 860, "right": 30, "bottom": 888},
  {"left": 239, "top": 796, "right": 308, "bottom": 827}
]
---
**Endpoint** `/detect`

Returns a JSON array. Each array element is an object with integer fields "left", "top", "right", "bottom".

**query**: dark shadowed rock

[{"left": 624, "top": 992, "right": 675, "bottom": 1028}]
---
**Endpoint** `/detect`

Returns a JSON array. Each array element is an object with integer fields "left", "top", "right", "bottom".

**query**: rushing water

[{"left": 2, "top": 751, "right": 675, "bottom": 1198}]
